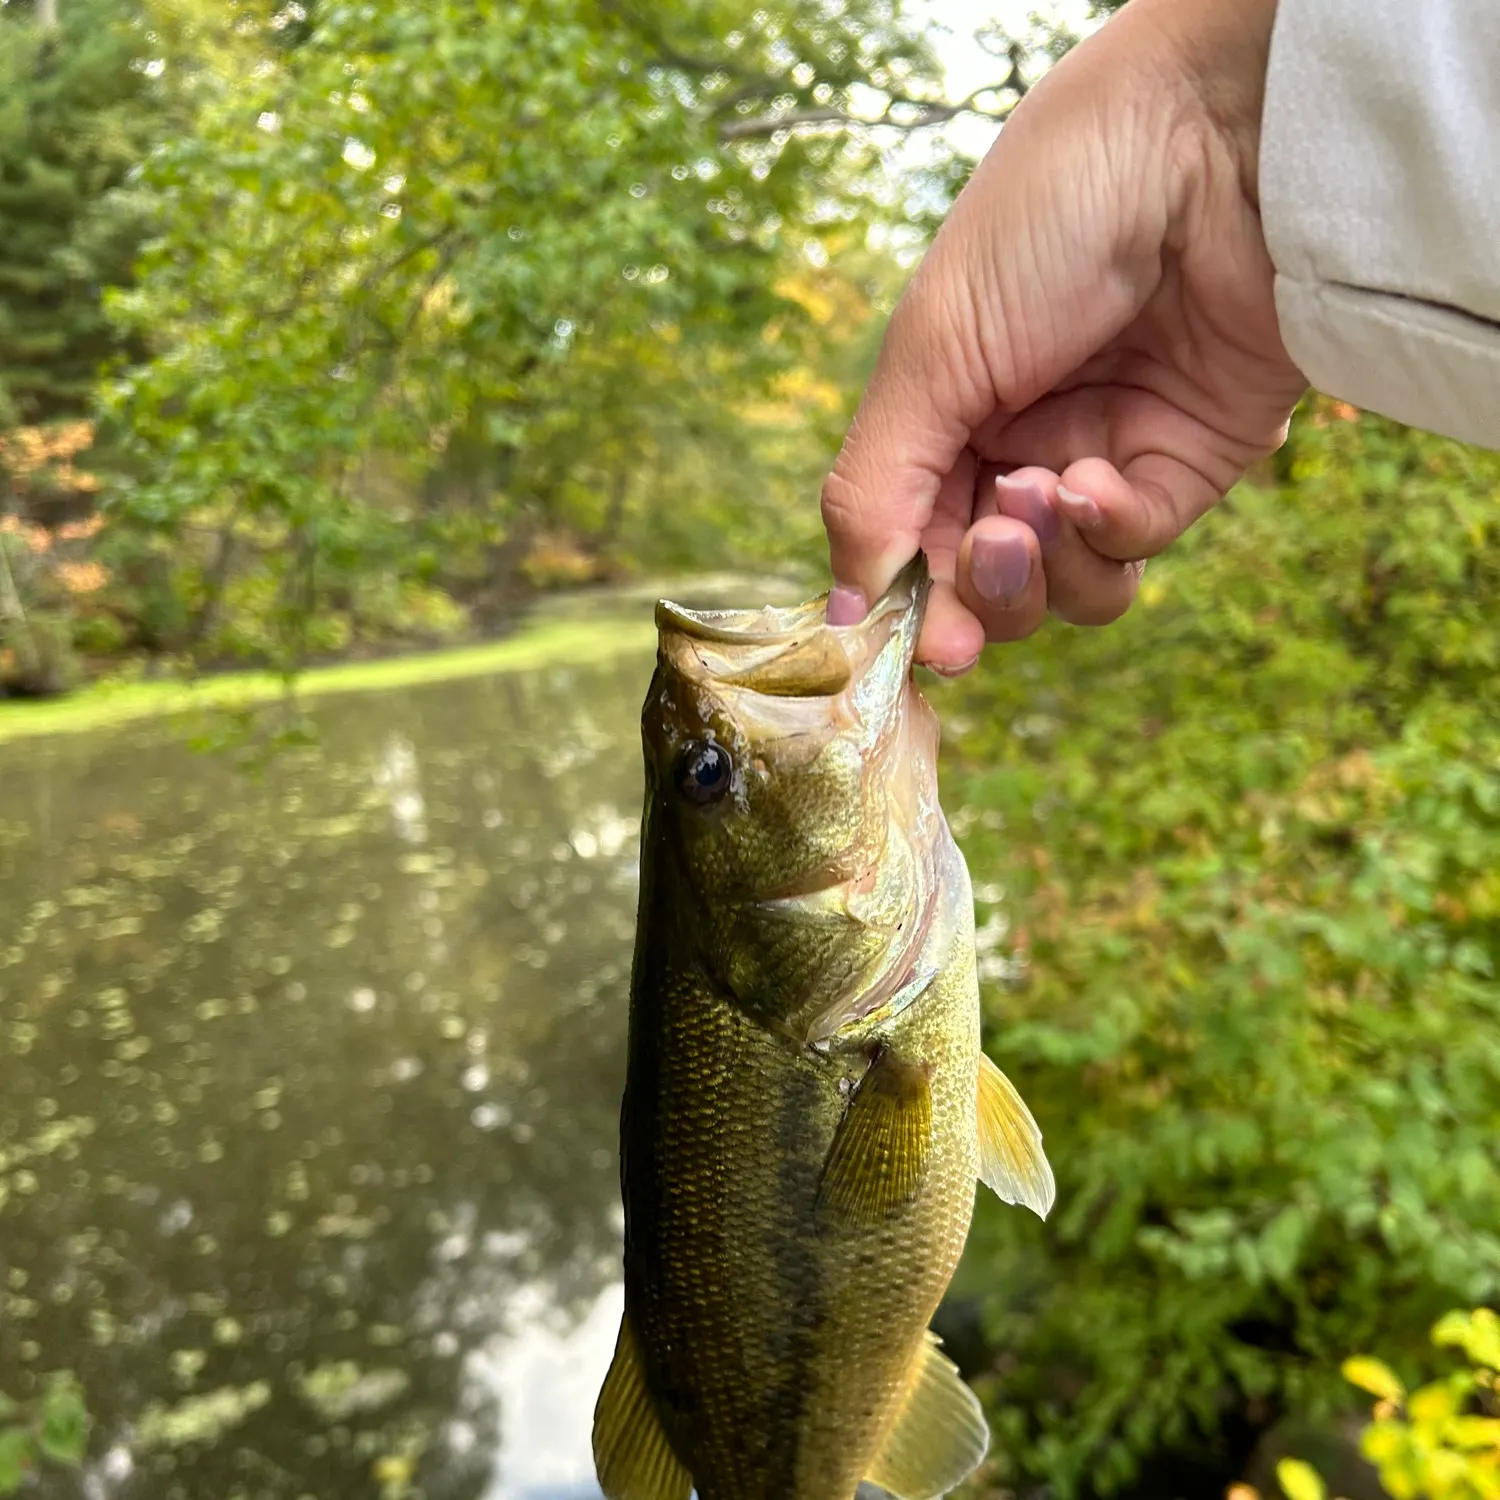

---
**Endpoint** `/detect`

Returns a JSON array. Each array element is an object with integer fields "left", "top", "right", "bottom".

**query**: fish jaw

[{"left": 640, "top": 556, "right": 942, "bottom": 1037}]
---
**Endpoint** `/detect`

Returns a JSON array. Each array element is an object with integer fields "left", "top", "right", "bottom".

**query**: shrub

[{"left": 942, "top": 400, "right": 1500, "bottom": 1495}]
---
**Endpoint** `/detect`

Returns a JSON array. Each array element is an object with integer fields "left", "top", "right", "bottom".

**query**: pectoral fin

[
  {"left": 818, "top": 1047, "right": 932, "bottom": 1224},
  {"left": 864, "top": 1332, "right": 990, "bottom": 1499},
  {"left": 976, "top": 1051, "right": 1055, "bottom": 1220},
  {"left": 592, "top": 1310, "right": 692, "bottom": 1500}
]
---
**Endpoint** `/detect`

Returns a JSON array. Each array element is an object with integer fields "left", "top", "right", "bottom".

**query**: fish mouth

[
  {"left": 655, "top": 553, "right": 930, "bottom": 698},
  {"left": 655, "top": 555, "right": 943, "bottom": 1047}
]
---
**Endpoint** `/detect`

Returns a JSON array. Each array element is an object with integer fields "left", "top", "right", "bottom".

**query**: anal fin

[
  {"left": 592, "top": 1310, "right": 692, "bottom": 1500},
  {"left": 977, "top": 1051, "right": 1055, "bottom": 1220},
  {"left": 818, "top": 1046, "right": 932, "bottom": 1224},
  {"left": 864, "top": 1331, "right": 990, "bottom": 1499}
]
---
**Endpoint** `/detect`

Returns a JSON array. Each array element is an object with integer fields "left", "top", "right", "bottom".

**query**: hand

[{"left": 820, "top": 0, "right": 1307, "bottom": 671}]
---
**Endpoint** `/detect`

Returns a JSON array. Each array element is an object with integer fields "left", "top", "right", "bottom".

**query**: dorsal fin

[
  {"left": 976, "top": 1052, "right": 1055, "bottom": 1220},
  {"left": 592, "top": 1310, "right": 692, "bottom": 1500},
  {"left": 863, "top": 1332, "right": 990, "bottom": 1499}
]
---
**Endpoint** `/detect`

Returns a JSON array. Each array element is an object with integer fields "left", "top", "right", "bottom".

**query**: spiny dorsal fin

[
  {"left": 592, "top": 1310, "right": 692, "bottom": 1500},
  {"left": 817, "top": 1047, "right": 933, "bottom": 1224},
  {"left": 976, "top": 1051, "right": 1055, "bottom": 1220},
  {"left": 864, "top": 1332, "right": 990, "bottom": 1499}
]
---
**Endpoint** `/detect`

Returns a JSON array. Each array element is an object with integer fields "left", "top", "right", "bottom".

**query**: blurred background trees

[
  {"left": 945, "top": 403, "right": 1500, "bottom": 1497},
  {"left": 2, "top": 0, "right": 1018, "bottom": 681}
]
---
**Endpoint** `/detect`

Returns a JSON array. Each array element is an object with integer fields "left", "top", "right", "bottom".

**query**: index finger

[{"left": 820, "top": 268, "right": 985, "bottom": 620}]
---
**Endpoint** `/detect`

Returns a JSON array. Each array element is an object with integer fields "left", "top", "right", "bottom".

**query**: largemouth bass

[{"left": 593, "top": 554, "right": 1054, "bottom": 1500}]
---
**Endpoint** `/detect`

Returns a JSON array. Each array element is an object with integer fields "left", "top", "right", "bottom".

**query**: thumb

[{"left": 820, "top": 268, "right": 978, "bottom": 624}]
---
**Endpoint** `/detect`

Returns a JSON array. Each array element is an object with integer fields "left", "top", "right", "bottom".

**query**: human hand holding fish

[
  {"left": 593, "top": 556, "right": 1053, "bottom": 1500},
  {"left": 819, "top": 0, "right": 1294, "bottom": 673}
]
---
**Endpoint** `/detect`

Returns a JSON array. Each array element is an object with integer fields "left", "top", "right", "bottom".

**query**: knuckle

[
  {"left": 819, "top": 467, "right": 860, "bottom": 533},
  {"left": 1049, "top": 567, "right": 1138, "bottom": 627}
]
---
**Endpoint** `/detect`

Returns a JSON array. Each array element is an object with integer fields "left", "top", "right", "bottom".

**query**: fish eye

[{"left": 674, "top": 740, "right": 733, "bottom": 807}]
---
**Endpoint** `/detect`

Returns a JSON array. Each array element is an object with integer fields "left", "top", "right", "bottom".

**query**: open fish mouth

[
  {"left": 654, "top": 554, "right": 930, "bottom": 699},
  {"left": 652, "top": 555, "right": 944, "bottom": 1048}
]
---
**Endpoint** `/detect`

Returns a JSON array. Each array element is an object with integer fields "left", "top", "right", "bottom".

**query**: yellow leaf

[
  {"left": 1428, "top": 1448, "right": 1470, "bottom": 1487},
  {"left": 1277, "top": 1457, "right": 1328, "bottom": 1500},
  {"left": 1448, "top": 1416, "right": 1500, "bottom": 1450},
  {"left": 1343, "top": 1356, "right": 1406, "bottom": 1403},
  {"left": 1434, "top": 1309, "right": 1500, "bottom": 1371},
  {"left": 1409, "top": 1382, "right": 1460, "bottom": 1425}
]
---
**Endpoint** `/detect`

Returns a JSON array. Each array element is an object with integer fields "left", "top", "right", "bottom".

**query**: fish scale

[{"left": 594, "top": 556, "right": 1055, "bottom": 1500}]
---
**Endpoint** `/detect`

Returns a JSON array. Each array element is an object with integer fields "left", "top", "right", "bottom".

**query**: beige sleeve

[{"left": 1259, "top": 0, "right": 1500, "bottom": 449}]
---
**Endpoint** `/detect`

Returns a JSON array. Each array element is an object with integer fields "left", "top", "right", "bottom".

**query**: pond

[{"left": 0, "top": 634, "right": 660, "bottom": 1500}]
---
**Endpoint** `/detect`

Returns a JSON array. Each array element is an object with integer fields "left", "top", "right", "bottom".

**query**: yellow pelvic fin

[
  {"left": 817, "top": 1047, "right": 932, "bottom": 1224},
  {"left": 864, "top": 1331, "right": 990, "bottom": 1499},
  {"left": 592, "top": 1310, "right": 693, "bottom": 1500},
  {"left": 976, "top": 1051, "right": 1055, "bottom": 1220}
]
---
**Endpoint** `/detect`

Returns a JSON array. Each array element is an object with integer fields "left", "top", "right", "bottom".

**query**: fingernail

[
  {"left": 825, "top": 585, "right": 867, "bottom": 626},
  {"left": 994, "top": 476, "right": 1061, "bottom": 551},
  {"left": 969, "top": 532, "right": 1032, "bottom": 606},
  {"left": 928, "top": 654, "right": 981, "bottom": 678},
  {"left": 1055, "top": 484, "right": 1102, "bottom": 531}
]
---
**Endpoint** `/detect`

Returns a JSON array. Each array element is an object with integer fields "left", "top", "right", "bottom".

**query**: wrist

[{"left": 1149, "top": 0, "right": 1280, "bottom": 205}]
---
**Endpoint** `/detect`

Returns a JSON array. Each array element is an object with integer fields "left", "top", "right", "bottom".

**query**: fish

[{"left": 592, "top": 553, "right": 1055, "bottom": 1500}]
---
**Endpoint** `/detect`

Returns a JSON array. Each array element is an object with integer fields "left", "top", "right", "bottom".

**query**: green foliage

[
  {"left": 0, "top": 1374, "right": 89, "bottom": 1494},
  {"left": 0, "top": 0, "right": 156, "bottom": 431},
  {"left": 945, "top": 400, "right": 1500, "bottom": 1495},
  {"left": 0, "top": 0, "right": 1030, "bottom": 679},
  {"left": 102, "top": 0, "right": 987, "bottom": 665}
]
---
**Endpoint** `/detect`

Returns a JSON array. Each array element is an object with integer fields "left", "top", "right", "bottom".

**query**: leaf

[
  {"left": 1408, "top": 1380, "right": 1461, "bottom": 1426},
  {"left": 1343, "top": 1356, "right": 1406, "bottom": 1403},
  {"left": 1275, "top": 1457, "right": 1327, "bottom": 1500},
  {"left": 37, "top": 1379, "right": 88, "bottom": 1466},
  {"left": 1434, "top": 1309, "right": 1500, "bottom": 1371},
  {"left": 1447, "top": 1415, "right": 1500, "bottom": 1450},
  {"left": 0, "top": 1428, "right": 33, "bottom": 1494},
  {"left": 1259, "top": 1206, "right": 1308, "bottom": 1285}
]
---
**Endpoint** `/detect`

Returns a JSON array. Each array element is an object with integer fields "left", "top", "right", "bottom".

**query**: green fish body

[{"left": 594, "top": 557, "right": 1053, "bottom": 1500}]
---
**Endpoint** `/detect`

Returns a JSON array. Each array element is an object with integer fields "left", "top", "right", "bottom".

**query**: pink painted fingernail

[
  {"left": 1056, "top": 484, "right": 1103, "bottom": 531},
  {"left": 825, "top": 585, "right": 867, "bottom": 626}
]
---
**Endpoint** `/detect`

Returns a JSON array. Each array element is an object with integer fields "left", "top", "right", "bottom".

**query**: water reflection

[{"left": 0, "top": 656, "right": 655, "bottom": 1499}]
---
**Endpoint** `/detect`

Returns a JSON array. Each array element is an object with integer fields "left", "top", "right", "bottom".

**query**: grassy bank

[{"left": 0, "top": 615, "right": 658, "bottom": 745}]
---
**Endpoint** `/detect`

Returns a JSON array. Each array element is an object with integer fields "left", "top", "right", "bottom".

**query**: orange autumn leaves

[{"left": 0, "top": 423, "right": 106, "bottom": 595}]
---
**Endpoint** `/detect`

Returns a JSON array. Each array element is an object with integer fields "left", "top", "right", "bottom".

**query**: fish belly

[{"left": 622, "top": 967, "right": 980, "bottom": 1500}]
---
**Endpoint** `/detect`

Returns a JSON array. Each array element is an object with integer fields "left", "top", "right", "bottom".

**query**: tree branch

[
  {"left": 718, "top": 76, "right": 1023, "bottom": 141},
  {"left": 601, "top": 0, "right": 1032, "bottom": 147}
]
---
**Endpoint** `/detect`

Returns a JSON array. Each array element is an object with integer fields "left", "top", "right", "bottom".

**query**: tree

[
  {"left": 102, "top": 0, "right": 1023, "bottom": 666},
  {"left": 0, "top": 0, "right": 154, "bottom": 446}
]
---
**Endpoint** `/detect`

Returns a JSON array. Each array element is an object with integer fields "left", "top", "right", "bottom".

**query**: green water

[{"left": 0, "top": 650, "right": 656, "bottom": 1499}]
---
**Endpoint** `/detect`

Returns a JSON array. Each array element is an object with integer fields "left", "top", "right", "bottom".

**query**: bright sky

[{"left": 919, "top": 0, "right": 1100, "bottom": 155}]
